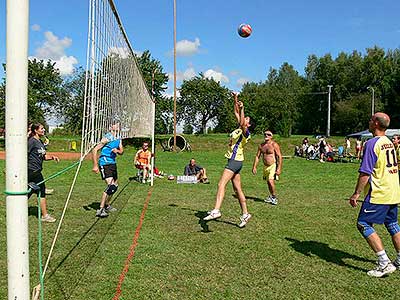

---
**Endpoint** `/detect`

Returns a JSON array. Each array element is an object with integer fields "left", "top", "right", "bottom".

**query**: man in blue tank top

[{"left": 92, "top": 123, "right": 124, "bottom": 217}]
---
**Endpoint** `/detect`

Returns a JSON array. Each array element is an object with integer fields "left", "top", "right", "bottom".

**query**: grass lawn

[{"left": 1, "top": 133, "right": 399, "bottom": 299}]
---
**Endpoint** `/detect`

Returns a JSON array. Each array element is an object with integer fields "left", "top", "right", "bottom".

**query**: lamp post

[
  {"left": 327, "top": 85, "right": 333, "bottom": 137},
  {"left": 367, "top": 86, "right": 375, "bottom": 116}
]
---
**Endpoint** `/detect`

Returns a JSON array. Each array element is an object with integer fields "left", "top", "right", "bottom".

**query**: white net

[{"left": 82, "top": 0, "right": 153, "bottom": 156}]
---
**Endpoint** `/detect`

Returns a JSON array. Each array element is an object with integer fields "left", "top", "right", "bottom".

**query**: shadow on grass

[
  {"left": 45, "top": 178, "right": 137, "bottom": 299},
  {"left": 28, "top": 206, "right": 39, "bottom": 217},
  {"left": 285, "top": 237, "right": 374, "bottom": 272},
  {"left": 195, "top": 210, "right": 239, "bottom": 232}
]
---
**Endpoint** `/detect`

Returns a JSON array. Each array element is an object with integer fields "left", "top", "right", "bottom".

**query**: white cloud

[
  {"left": 109, "top": 46, "right": 130, "bottom": 59},
  {"left": 31, "top": 24, "right": 41, "bottom": 31},
  {"left": 30, "top": 31, "right": 78, "bottom": 76},
  {"left": 236, "top": 77, "right": 250, "bottom": 87},
  {"left": 175, "top": 38, "right": 201, "bottom": 56},
  {"left": 204, "top": 69, "right": 229, "bottom": 83},
  {"left": 169, "top": 67, "right": 196, "bottom": 82}
]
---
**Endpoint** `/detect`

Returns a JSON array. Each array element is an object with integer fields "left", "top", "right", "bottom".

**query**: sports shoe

[
  {"left": 392, "top": 257, "right": 400, "bottom": 268},
  {"left": 265, "top": 195, "right": 273, "bottom": 203},
  {"left": 270, "top": 196, "right": 278, "bottom": 205},
  {"left": 203, "top": 210, "right": 221, "bottom": 221},
  {"left": 45, "top": 188, "right": 54, "bottom": 195},
  {"left": 238, "top": 213, "right": 252, "bottom": 228},
  {"left": 41, "top": 214, "right": 56, "bottom": 223},
  {"left": 367, "top": 262, "right": 396, "bottom": 277},
  {"left": 96, "top": 208, "right": 109, "bottom": 218},
  {"left": 203, "top": 178, "right": 210, "bottom": 184},
  {"left": 105, "top": 205, "right": 117, "bottom": 213}
]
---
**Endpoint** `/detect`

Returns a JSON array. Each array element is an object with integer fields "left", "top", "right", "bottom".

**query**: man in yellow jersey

[
  {"left": 349, "top": 112, "right": 400, "bottom": 277},
  {"left": 252, "top": 130, "right": 282, "bottom": 205},
  {"left": 204, "top": 92, "right": 252, "bottom": 228}
]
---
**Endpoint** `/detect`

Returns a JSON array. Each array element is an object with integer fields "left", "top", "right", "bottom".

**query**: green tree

[
  {"left": 178, "top": 74, "right": 231, "bottom": 134},
  {"left": 56, "top": 67, "right": 85, "bottom": 134},
  {"left": 135, "top": 50, "right": 170, "bottom": 134},
  {"left": 0, "top": 59, "right": 67, "bottom": 128},
  {"left": 27, "top": 59, "right": 67, "bottom": 125}
]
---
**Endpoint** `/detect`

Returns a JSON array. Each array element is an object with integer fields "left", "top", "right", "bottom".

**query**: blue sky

[{"left": 1, "top": 0, "right": 400, "bottom": 95}]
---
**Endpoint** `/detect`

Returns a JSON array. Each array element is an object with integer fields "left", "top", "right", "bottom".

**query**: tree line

[{"left": 1, "top": 45, "right": 399, "bottom": 136}]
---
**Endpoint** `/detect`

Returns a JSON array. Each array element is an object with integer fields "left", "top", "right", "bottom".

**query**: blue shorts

[{"left": 357, "top": 201, "right": 398, "bottom": 224}]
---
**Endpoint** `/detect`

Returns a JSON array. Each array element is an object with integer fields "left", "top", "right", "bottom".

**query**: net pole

[
  {"left": 6, "top": 0, "right": 30, "bottom": 299},
  {"left": 173, "top": 0, "right": 177, "bottom": 151},
  {"left": 150, "top": 70, "right": 156, "bottom": 186}
]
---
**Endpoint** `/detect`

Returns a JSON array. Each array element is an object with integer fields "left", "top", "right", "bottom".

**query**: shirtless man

[{"left": 252, "top": 130, "right": 282, "bottom": 205}]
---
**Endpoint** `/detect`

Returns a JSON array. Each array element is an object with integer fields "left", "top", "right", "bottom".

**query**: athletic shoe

[
  {"left": 203, "top": 178, "right": 210, "bottom": 184},
  {"left": 265, "top": 195, "right": 273, "bottom": 203},
  {"left": 238, "top": 213, "right": 252, "bottom": 228},
  {"left": 367, "top": 262, "right": 396, "bottom": 277},
  {"left": 203, "top": 210, "right": 221, "bottom": 221},
  {"left": 41, "top": 214, "right": 56, "bottom": 223},
  {"left": 96, "top": 208, "right": 109, "bottom": 218},
  {"left": 270, "top": 196, "right": 278, "bottom": 205},
  {"left": 105, "top": 205, "right": 117, "bottom": 213},
  {"left": 45, "top": 188, "right": 54, "bottom": 195},
  {"left": 392, "top": 257, "right": 400, "bottom": 269}
]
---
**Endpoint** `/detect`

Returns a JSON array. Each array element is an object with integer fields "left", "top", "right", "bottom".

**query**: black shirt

[
  {"left": 28, "top": 137, "right": 46, "bottom": 172},
  {"left": 184, "top": 164, "right": 202, "bottom": 176}
]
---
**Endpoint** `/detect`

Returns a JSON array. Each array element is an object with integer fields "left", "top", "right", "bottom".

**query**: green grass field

[{"left": 1, "top": 134, "right": 399, "bottom": 299}]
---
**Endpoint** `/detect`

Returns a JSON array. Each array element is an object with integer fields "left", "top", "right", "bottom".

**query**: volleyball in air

[{"left": 238, "top": 23, "right": 252, "bottom": 38}]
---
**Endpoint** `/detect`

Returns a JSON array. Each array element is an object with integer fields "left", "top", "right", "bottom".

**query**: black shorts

[
  {"left": 224, "top": 159, "right": 243, "bottom": 174},
  {"left": 100, "top": 164, "right": 118, "bottom": 180},
  {"left": 28, "top": 170, "right": 46, "bottom": 197}
]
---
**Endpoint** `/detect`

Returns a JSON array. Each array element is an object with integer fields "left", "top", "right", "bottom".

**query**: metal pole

[
  {"left": 173, "top": 0, "right": 177, "bottom": 151},
  {"left": 327, "top": 85, "right": 333, "bottom": 137},
  {"left": 367, "top": 86, "right": 375, "bottom": 116},
  {"left": 150, "top": 70, "right": 156, "bottom": 186},
  {"left": 6, "top": 0, "right": 30, "bottom": 299}
]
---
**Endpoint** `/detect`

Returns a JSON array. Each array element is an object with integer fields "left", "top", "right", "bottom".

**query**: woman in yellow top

[{"left": 204, "top": 92, "right": 252, "bottom": 228}]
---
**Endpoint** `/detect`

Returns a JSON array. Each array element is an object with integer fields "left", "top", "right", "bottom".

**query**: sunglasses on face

[{"left": 264, "top": 133, "right": 272, "bottom": 137}]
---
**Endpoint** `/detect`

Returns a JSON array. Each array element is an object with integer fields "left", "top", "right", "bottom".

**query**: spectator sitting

[
  {"left": 301, "top": 137, "right": 309, "bottom": 157},
  {"left": 325, "top": 143, "right": 335, "bottom": 162},
  {"left": 134, "top": 141, "right": 152, "bottom": 183},
  {"left": 294, "top": 145, "right": 302, "bottom": 157},
  {"left": 184, "top": 158, "right": 210, "bottom": 184}
]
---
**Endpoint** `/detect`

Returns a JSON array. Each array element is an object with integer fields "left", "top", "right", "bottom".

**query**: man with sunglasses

[{"left": 252, "top": 130, "right": 282, "bottom": 205}]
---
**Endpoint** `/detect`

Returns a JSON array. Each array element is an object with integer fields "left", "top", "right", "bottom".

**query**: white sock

[{"left": 376, "top": 250, "right": 389, "bottom": 266}]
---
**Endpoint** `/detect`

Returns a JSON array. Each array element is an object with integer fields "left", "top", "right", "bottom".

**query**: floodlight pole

[
  {"left": 6, "top": 0, "right": 31, "bottom": 299},
  {"left": 173, "top": 0, "right": 177, "bottom": 151},
  {"left": 327, "top": 85, "right": 333, "bottom": 137},
  {"left": 367, "top": 86, "right": 375, "bottom": 115}
]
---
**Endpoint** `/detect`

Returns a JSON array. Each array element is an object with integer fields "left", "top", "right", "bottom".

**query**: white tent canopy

[{"left": 347, "top": 129, "right": 400, "bottom": 139}]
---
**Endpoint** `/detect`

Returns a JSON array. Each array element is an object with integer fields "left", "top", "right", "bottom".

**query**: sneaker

[
  {"left": 203, "top": 210, "right": 221, "bottom": 221},
  {"left": 203, "top": 178, "right": 210, "bottom": 184},
  {"left": 270, "top": 196, "right": 278, "bottom": 205},
  {"left": 238, "top": 213, "right": 252, "bottom": 228},
  {"left": 105, "top": 205, "right": 117, "bottom": 213},
  {"left": 367, "top": 262, "right": 396, "bottom": 277},
  {"left": 265, "top": 195, "right": 273, "bottom": 203},
  {"left": 392, "top": 257, "right": 400, "bottom": 268},
  {"left": 41, "top": 214, "right": 56, "bottom": 223},
  {"left": 96, "top": 208, "right": 109, "bottom": 218},
  {"left": 45, "top": 188, "right": 54, "bottom": 195}
]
